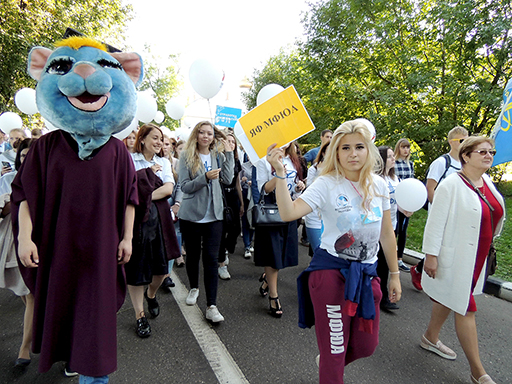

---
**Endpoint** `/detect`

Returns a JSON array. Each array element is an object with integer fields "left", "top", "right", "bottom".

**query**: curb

[{"left": 402, "top": 248, "right": 512, "bottom": 304}]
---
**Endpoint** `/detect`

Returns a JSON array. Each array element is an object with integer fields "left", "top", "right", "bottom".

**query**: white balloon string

[{"left": 207, "top": 98, "right": 214, "bottom": 125}]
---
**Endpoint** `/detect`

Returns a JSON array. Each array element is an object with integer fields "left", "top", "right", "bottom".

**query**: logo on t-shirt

[{"left": 335, "top": 194, "right": 351, "bottom": 213}]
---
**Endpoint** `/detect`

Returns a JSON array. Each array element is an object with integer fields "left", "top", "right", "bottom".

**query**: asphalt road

[{"left": 1, "top": 233, "right": 511, "bottom": 384}]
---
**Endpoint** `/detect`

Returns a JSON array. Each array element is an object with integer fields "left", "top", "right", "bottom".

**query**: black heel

[
  {"left": 259, "top": 273, "right": 268, "bottom": 297},
  {"left": 268, "top": 296, "right": 282, "bottom": 318}
]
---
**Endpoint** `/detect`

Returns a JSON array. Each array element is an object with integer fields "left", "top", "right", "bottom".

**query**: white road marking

[{"left": 170, "top": 270, "right": 250, "bottom": 384}]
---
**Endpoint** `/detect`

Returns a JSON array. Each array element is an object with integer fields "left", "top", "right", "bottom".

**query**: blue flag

[{"left": 492, "top": 78, "right": 512, "bottom": 166}]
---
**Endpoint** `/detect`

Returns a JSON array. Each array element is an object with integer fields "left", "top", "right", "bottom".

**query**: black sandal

[
  {"left": 259, "top": 273, "right": 268, "bottom": 297},
  {"left": 268, "top": 296, "right": 282, "bottom": 318}
]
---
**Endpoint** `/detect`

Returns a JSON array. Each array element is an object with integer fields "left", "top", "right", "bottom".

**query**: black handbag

[
  {"left": 220, "top": 184, "right": 235, "bottom": 227},
  {"left": 217, "top": 153, "right": 235, "bottom": 227},
  {"left": 251, "top": 186, "right": 285, "bottom": 226}
]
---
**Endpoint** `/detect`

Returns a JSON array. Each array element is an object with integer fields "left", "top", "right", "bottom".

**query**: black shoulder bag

[
  {"left": 251, "top": 184, "right": 285, "bottom": 226},
  {"left": 217, "top": 153, "right": 234, "bottom": 227}
]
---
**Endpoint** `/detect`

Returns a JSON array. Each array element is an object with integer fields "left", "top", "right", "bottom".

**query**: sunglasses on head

[
  {"left": 450, "top": 138, "right": 465, "bottom": 143},
  {"left": 471, "top": 149, "right": 496, "bottom": 156}
]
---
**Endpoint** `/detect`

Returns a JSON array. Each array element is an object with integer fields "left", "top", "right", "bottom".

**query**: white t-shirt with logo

[
  {"left": 256, "top": 156, "right": 300, "bottom": 199},
  {"left": 198, "top": 153, "right": 216, "bottom": 223},
  {"left": 299, "top": 174, "right": 390, "bottom": 264},
  {"left": 384, "top": 175, "right": 399, "bottom": 230}
]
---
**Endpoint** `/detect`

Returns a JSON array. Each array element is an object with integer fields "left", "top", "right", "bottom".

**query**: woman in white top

[
  {"left": 255, "top": 142, "right": 305, "bottom": 318},
  {"left": 267, "top": 120, "right": 401, "bottom": 384},
  {"left": 125, "top": 124, "right": 178, "bottom": 338},
  {"left": 0, "top": 128, "right": 27, "bottom": 175},
  {"left": 376, "top": 146, "right": 402, "bottom": 311},
  {"left": 0, "top": 138, "right": 35, "bottom": 367},
  {"left": 160, "top": 133, "right": 181, "bottom": 290}
]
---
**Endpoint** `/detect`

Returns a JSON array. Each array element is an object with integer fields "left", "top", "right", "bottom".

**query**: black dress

[{"left": 253, "top": 189, "right": 298, "bottom": 269}]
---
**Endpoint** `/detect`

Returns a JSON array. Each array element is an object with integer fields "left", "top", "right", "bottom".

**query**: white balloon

[
  {"left": 0, "top": 112, "right": 23, "bottom": 134},
  {"left": 395, "top": 178, "right": 427, "bottom": 212},
  {"left": 160, "top": 126, "right": 172, "bottom": 139},
  {"left": 42, "top": 117, "right": 59, "bottom": 132},
  {"left": 189, "top": 59, "right": 224, "bottom": 99},
  {"left": 256, "top": 84, "right": 285, "bottom": 106},
  {"left": 165, "top": 99, "right": 185, "bottom": 120},
  {"left": 180, "top": 127, "right": 192, "bottom": 142},
  {"left": 136, "top": 92, "right": 158, "bottom": 123},
  {"left": 154, "top": 111, "right": 165, "bottom": 124},
  {"left": 113, "top": 118, "right": 138, "bottom": 139},
  {"left": 14, "top": 88, "right": 38, "bottom": 115},
  {"left": 353, "top": 118, "right": 376, "bottom": 142}
]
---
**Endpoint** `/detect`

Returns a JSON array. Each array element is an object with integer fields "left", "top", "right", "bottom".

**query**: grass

[{"left": 405, "top": 184, "right": 512, "bottom": 283}]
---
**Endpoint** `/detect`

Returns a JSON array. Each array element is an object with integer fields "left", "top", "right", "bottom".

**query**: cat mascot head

[{"left": 27, "top": 36, "right": 143, "bottom": 159}]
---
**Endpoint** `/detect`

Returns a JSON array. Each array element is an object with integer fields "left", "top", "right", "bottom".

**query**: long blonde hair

[
  {"left": 183, "top": 121, "right": 226, "bottom": 175},
  {"left": 320, "top": 120, "right": 382, "bottom": 212}
]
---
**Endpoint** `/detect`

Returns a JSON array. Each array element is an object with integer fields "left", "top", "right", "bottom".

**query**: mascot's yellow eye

[
  {"left": 48, "top": 58, "right": 74, "bottom": 75},
  {"left": 97, "top": 59, "right": 122, "bottom": 70}
]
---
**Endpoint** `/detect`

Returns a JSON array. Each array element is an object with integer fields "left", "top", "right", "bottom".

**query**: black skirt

[
  {"left": 253, "top": 220, "right": 298, "bottom": 270},
  {"left": 125, "top": 203, "right": 168, "bottom": 285}
]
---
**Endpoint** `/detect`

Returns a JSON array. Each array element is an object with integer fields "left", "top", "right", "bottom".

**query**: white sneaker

[
  {"left": 398, "top": 259, "right": 410, "bottom": 272},
  {"left": 218, "top": 266, "right": 231, "bottom": 280},
  {"left": 206, "top": 305, "right": 225, "bottom": 322},
  {"left": 224, "top": 253, "right": 229, "bottom": 266},
  {"left": 249, "top": 246, "right": 254, "bottom": 252},
  {"left": 244, "top": 249, "right": 252, "bottom": 259},
  {"left": 64, "top": 363, "right": 78, "bottom": 377},
  {"left": 186, "top": 288, "right": 199, "bottom": 305}
]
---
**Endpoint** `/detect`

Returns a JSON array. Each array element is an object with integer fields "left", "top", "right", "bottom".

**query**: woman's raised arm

[{"left": 267, "top": 144, "right": 312, "bottom": 221}]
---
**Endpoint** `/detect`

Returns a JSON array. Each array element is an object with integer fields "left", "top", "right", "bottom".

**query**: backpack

[{"left": 422, "top": 154, "right": 454, "bottom": 210}]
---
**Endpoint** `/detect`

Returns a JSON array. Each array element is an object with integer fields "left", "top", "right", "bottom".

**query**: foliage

[
  {"left": 138, "top": 45, "right": 182, "bottom": 130},
  {"left": 0, "top": 0, "right": 133, "bottom": 120},
  {"left": 406, "top": 194, "right": 512, "bottom": 282},
  {"left": 246, "top": 0, "right": 512, "bottom": 174}
]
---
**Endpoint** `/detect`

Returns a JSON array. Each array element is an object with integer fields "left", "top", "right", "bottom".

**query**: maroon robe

[{"left": 11, "top": 130, "right": 138, "bottom": 376}]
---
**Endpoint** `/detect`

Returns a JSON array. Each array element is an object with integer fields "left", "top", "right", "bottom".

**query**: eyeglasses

[
  {"left": 471, "top": 149, "right": 497, "bottom": 156},
  {"left": 449, "top": 138, "right": 465, "bottom": 143}
]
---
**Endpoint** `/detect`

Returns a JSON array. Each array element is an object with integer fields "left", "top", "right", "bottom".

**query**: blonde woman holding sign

[{"left": 266, "top": 121, "right": 401, "bottom": 383}]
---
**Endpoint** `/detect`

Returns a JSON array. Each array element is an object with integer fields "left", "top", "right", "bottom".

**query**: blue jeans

[
  {"left": 305, "top": 227, "right": 322, "bottom": 253},
  {"left": 79, "top": 375, "right": 109, "bottom": 384}
]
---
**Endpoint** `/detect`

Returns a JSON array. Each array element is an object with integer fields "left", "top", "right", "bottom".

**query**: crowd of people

[{"left": 0, "top": 120, "right": 503, "bottom": 384}]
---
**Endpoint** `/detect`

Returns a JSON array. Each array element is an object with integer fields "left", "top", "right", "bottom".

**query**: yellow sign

[{"left": 237, "top": 85, "right": 316, "bottom": 161}]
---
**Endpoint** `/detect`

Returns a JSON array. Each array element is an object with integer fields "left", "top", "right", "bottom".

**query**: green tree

[
  {"left": 138, "top": 46, "right": 183, "bottom": 130},
  {"left": 0, "top": 0, "right": 133, "bottom": 118},
  {"left": 247, "top": 0, "right": 512, "bottom": 176}
]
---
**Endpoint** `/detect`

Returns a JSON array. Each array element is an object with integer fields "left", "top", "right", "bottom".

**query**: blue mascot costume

[{"left": 12, "top": 36, "right": 142, "bottom": 383}]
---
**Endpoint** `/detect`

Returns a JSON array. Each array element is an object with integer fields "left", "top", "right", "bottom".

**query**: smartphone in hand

[{"left": 2, "top": 161, "right": 12, "bottom": 171}]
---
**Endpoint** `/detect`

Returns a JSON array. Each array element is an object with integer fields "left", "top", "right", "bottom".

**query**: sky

[{"left": 122, "top": 0, "right": 312, "bottom": 120}]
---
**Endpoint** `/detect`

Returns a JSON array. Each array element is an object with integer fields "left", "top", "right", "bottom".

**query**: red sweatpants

[{"left": 309, "top": 269, "right": 382, "bottom": 384}]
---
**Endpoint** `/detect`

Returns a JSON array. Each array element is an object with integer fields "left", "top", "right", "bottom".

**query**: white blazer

[{"left": 422, "top": 173, "right": 505, "bottom": 315}]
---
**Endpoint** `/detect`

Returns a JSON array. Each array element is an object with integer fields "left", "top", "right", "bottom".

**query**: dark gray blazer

[{"left": 177, "top": 150, "right": 234, "bottom": 222}]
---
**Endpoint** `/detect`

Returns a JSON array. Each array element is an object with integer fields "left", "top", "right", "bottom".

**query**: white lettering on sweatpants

[{"left": 327, "top": 304, "right": 345, "bottom": 354}]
